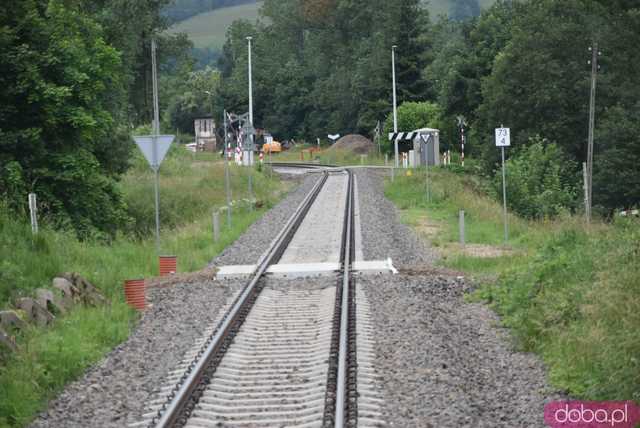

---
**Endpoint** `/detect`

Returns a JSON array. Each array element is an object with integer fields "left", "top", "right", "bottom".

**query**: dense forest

[
  {"left": 1, "top": 0, "right": 639, "bottom": 240},
  {"left": 0, "top": 0, "right": 193, "bottom": 239},
  {"left": 216, "top": 0, "right": 639, "bottom": 213}
]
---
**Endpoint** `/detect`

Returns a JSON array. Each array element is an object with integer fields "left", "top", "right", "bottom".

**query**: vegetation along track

[{"left": 134, "top": 167, "right": 383, "bottom": 427}]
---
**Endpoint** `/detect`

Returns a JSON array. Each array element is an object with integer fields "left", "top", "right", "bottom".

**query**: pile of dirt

[{"left": 329, "top": 134, "right": 375, "bottom": 154}]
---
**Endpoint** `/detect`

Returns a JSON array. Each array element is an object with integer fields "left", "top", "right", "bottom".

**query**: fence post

[{"left": 28, "top": 193, "right": 38, "bottom": 234}]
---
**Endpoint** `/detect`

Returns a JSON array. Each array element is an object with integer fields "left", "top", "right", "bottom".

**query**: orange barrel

[
  {"left": 124, "top": 279, "right": 146, "bottom": 310},
  {"left": 159, "top": 255, "right": 177, "bottom": 276}
]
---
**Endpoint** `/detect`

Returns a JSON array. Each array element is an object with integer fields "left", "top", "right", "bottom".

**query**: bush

[{"left": 494, "top": 139, "right": 579, "bottom": 219}]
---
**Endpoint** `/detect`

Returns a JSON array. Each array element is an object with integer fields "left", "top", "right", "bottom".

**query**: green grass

[
  {"left": 384, "top": 164, "right": 640, "bottom": 402},
  {"left": 167, "top": 1, "right": 263, "bottom": 49},
  {"left": 0, "top": 146, "right": 291, "bottom": 426}
]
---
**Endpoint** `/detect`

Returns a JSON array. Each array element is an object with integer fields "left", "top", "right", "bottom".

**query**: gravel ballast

[
  {"left": 211, "top": 173, "right": 320, "bottom": 266},
  {"left": 30, "top": 167, "right": 561, "bottom": 427},
  {"left": 30, "top": 172, "right": 321, "bottom": 428},
  {"left": 355, "top": 169, "right": 437, "bottom": 267},
  {"left": 354, "top": 168, "right": 560, "bottom": 427},
  {"left": 31, "top": 279, "right": 243, "bottom": 428}
]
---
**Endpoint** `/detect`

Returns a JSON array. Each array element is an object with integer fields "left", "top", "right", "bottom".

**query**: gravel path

[{"left": 354, "top": 168, "right": 560, "bottom": 427}]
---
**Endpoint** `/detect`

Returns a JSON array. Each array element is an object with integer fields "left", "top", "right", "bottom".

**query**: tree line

[
  {"left": 216, "top": 0, "right": 639, "bottom": 213},
  {"left": 1, "top": 0, "right": 638, "bottom": 239},
  {"left": 0, "top": 0, "right": 192, "bottom": 239}
]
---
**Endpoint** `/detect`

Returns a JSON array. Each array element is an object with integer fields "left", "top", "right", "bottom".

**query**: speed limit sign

[{"left": 495, "top": 127, "right": 511, "bottom": 147}]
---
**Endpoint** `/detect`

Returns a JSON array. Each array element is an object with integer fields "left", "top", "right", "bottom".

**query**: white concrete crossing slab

[{"left": 216, "top": 259, "right": 398, "bottom": 280}]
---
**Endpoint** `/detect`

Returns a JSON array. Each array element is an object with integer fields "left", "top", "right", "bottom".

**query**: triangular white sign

[{"left": 133, "top": 135, "right": 175, "bottom": 170}]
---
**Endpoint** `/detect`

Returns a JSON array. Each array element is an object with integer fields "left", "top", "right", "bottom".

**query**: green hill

[
  {"left": 424, "top": 0, "right": 496, "bottom": 18},
  {"left": 170, "top": 0, "right": 496, "bottom": 51},
  {"left": 168, "top": 1, "right": 263, "bottom": 50}
]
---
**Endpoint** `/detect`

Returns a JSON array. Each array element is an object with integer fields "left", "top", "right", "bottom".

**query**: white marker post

[
  {"left": 495, "top": 126, "right": 510, "bottom": 243},
  {"left": 28, "top": 193, "right": 38, "bottom": 234}
]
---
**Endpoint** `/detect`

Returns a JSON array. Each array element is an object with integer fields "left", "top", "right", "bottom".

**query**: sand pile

[{"left": 329, "top": 134, "right": 375, "bottom": 154}]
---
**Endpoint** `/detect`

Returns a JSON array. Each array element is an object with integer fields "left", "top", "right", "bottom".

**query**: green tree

[
  {"left": 382, "top": 101, "right": 443, "bottom": 152},
  {"left": 475, "top": 0, "right": 603, "bottom": 168},
  {"left": 167, "top": 67, "right": 221, "bottom": 133},
  {"left": 0, "top": 0, "right": 129, "bottom": 238},
  {"left": 593, "top": 105, "right": 640, "bottom": 210}
]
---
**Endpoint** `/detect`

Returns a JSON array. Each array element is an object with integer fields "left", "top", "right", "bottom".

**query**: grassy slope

[
  {"left": 0, "top": 148, "right": 290, "bottom": 426},
  {"left": 423, "top": 0, "right": 497, "bottom": 18},
  {"left": 168, "top": 1, "right": 263, "bottom": 49},
  {"left": 384, "top": 164, "right": 640, "bottom": 402},
  {"left": 170, "top": 0, "right": 496, "bottom": 51}
]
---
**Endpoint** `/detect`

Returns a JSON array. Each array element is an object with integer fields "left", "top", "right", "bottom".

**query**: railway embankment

[{"left": 384, "top": 166, "right": 640, "bottom": 404}]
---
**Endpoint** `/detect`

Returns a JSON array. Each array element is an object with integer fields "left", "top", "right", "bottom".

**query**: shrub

[{"left": 494, "top": 138, "right": 579, "bottom": 219}]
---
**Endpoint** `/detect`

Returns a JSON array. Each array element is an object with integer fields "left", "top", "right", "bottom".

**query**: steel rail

[
  {"left": 334, "top": 171, "right": 353, "bottom": 428},
  {"left": 334, "top": 170, "right": 355, "bottom": 428},
  {"left": 153, "top": 171, "right": 329, "bottom": 428}
]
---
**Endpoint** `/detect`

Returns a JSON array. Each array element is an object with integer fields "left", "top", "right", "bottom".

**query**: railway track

[{"left": 134, "top": 168, "right": 385, "bottom": 428}]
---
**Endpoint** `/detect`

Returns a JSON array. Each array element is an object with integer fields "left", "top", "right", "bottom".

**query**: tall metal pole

[
  {"left": 392, "top": 45, "right": 399, "bottom": 168},
  {"left": 224, "top": 110, "right": 232, "bottom": 228},
  {"left": 247, "top": 37, "right": 254, "bottom": 129},
  {"left": 501, "top": 146, "right": 508, "bottom": 243},
  {"left": 586, "top": 42, "right": 599, "bottom": 223},
  {"left": 247, "top": 36, "right": 254, "bottom": 168},
  {"left": 151, "top": 38, "right": 161, "bottom": 253}
]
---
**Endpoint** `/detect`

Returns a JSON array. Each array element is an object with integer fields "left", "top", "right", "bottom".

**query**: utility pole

[
  {"left": 392, "top": 45, "right": 399, "bottom": 168},
  {"left": 247, "top": 36, "right": 254, "bottom": 129},
  {"left": 151, "top": 38, "right": 161, "bottom": 252},
  {"left": 586, "top": 42, "right": 600, "bottom": 223},
  {"left": 247, "top": 36, "right": 254, "bottom": 167},
  {"left": 246, "top": 36, "right": 254, "bottom": 208}
]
